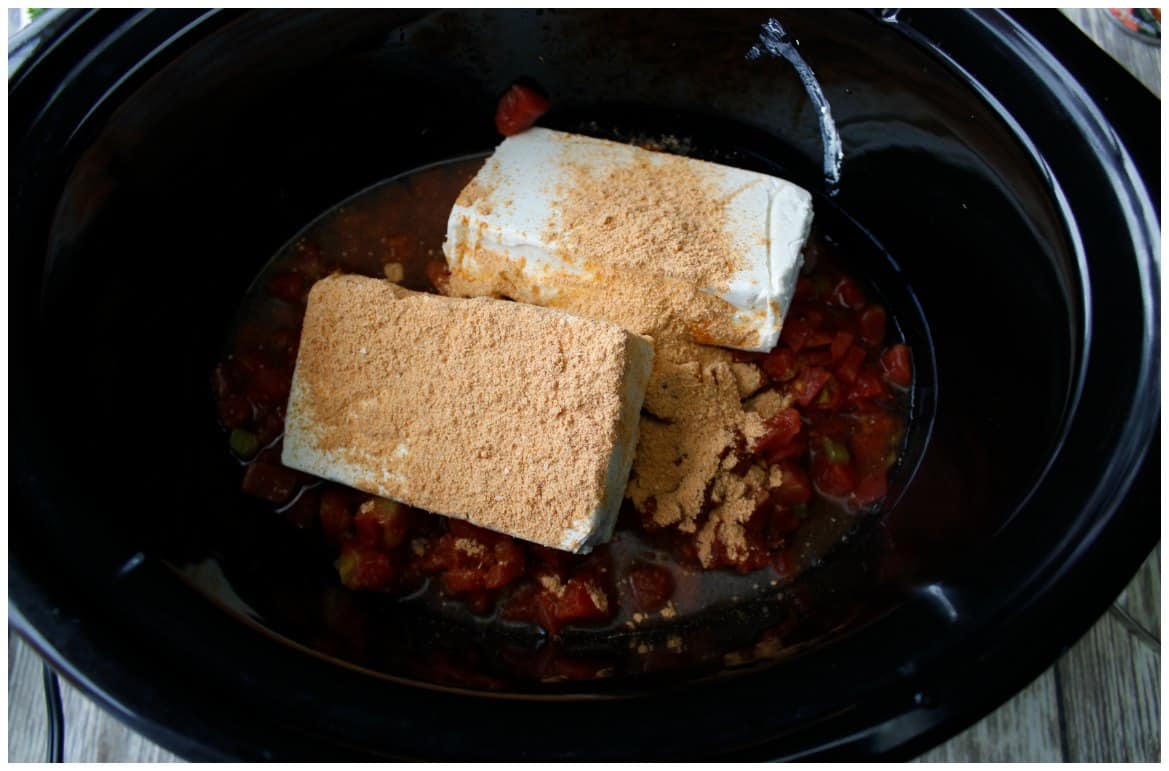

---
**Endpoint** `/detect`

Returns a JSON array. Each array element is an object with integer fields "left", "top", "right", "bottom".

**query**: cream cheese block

[
  {"left": 443, "top": 128, "right": 814, "bottom": 352},
  {"left": 281, "top": 275, "right": 653, "bottom": 552}
]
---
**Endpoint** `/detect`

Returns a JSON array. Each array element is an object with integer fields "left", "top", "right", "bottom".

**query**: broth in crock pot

[{"left": 210, "top": 146, "right": 912, "bottom": 655}]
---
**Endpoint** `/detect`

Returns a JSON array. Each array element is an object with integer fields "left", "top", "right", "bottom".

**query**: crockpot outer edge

[{"left": 8, "top": 8, "right": 1160, "bottom": 761}]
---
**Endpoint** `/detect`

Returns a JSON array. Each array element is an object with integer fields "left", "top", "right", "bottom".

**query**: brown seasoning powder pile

[{"left": 447, "top": 147, "right": 786, "bottom": 566}]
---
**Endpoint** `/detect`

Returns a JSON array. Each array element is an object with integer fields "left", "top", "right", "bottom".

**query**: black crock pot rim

[{"left": 9, "top": 8, "right": 1160, "bottom": 761}]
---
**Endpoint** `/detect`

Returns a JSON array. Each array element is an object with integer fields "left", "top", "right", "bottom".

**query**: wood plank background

[{"left": 7, "top": 8, "right": 1160, "bottom": 763}]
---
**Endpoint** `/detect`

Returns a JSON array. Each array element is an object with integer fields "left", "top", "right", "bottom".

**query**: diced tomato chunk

[
  {"left": 484, "top": 540, "right": 526, "bottom": 590},
  {"left": 761, "top": 347, "right": 797, "bottom": 382},
  {"left": 805, "top": 331, "right": 834, "bottom": 349},
  {"left": 880, "top": 343, "right": 913, "bottom": 388},
  {"left": 442, "top": 568, "right": 485, "bottom": 595},
  {"left": 754, "top": 407, "right": 802, "bottom": 454},
  {"left": 797, "top": 348, "right": 834, "bottom": 369},
  {"left": 555, "top": 578, "right": 610, "bottom": 625},
  {"left": 338, "top": 546, "right": 395, "bottom": 591},
  {"left": 812, "top": 455, "right": 856, "bottom": 497},
  {"left": 355, "top": 498, "right": 410, "bottom": 549},
  {"left": 240, "top": 462, "right": 298, "bottom": 504},
  {"left": 247, "top": 366, "right": 292, "bottom": 404},
  {"left": 626, "top": 564, "right": 674, "bottom": 612},
  {"left": 773, "top": 462, "right": 812, "bottom": 505},
  {"left": 858, "top": 304, "right": 887, "bottom": 347},
  {"left": 831, "top": 275, "right": 866, "bottom": 309},
  {"left": 380, "top": 508, "right": 412, "bottom": 550},
  {"left": 217, "top": 394, "right": 252, "bottom": 428},
  {"left": 834, "top": 345, "right": 866, "bottom": 385},
  {"left": 847, "top": 368, "right": 887, "bottom": 404},
  {"left": 765, "top": 436, "right": 807, "bottom": 464},
  {"left": 780, "top": 317, "right": 813, "bottom": 352},
  {"left": 790, "top": 366, "right": 831, "bottom": 406},
  {"left": 494, "top": 82, "right": 550, "bottom": 136},
  {"left": 830, "top": 331, "right": 855, "bottom": 363},
  {"left": 353, "top": 508, "right": 385, "bottom": 549}
]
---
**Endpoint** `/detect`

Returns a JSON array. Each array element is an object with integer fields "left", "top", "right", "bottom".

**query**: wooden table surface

[{"left": 7, "top": 9, "right": 1160, "bottom": 763}]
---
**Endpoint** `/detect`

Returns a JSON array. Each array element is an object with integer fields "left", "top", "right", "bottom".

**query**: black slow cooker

[{"left": 9, "top": 9, "right": 1159, "bottom": 760}]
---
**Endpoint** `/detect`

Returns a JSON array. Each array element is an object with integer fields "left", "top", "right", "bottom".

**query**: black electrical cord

[{"left": 41, "top": 662, "right": 64, "bottom": 762}]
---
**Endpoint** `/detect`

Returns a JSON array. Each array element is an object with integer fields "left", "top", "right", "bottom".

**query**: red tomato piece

[
  {"left": 831, "top": 275, "right": 866, "bottom": 309},
  {"left": 494, "top": 83, "right": 550, "bottom": 136},
  {"left": 858, "top": 304, "right": 887, "bottom": 347},
  {"left": 880, "top": 343, "right": 913, "bottom": 388},
  {"left": 773, "top": 462, "right": 812, "bottom": 505},
  {"left": 834, "top": 345, "right": 866, "bottom": 385},
  {"left": 790, "top": 366, "right": 832, "bottom": 406},
  {"left": 240, "top": 462, "right": 298, "bottom": 504},
  {"left": 626, "top": 564, "right": 674, "bottom": 612},
  {"left": 830, "top": 331, "right": 855, "bottom": 363},
  {"left": 761, "top": 347, "right": 797, "bottom": 382},
  {"left": 382, "top": 510, "right": 412, "bottom": 550},
  {"left": 797, "top": 349, "right": 834, "bottom": 369},
  {"left": 554, "top": 578, "right": 611, "bottom": 626},
  {"left": 847, "top": 368, "right": 887, "bottom": 404},
  {"left": 353, "top": 508, "right": 386, "bottom": 549},
  {"left": 247, "top": 366, "right": 292, "bottom": 404},
  {"left": 805, "top": 331, "right": 834, "bottom": 349},
  {"left": 217, "top": 394, "right": 252, "bottom": 428},
  {"left": 338, "top": 546, "right": 395, "bottom": 591},
  {"left": 754, "top": 407, "right": 802, "bottom": 454},
  {"left": 779, "top": 317, "right": 812, "bottom": 352},
  {"left": 484, "top": 540, "right": 526, "bottom": 590},
  {"left": 765, "top": 436, "right": 808, "bottom": 464},
  {"left": 355, "top": 498, "right": 411, "bottom": 549},
  {"left": 853, "top": 469, "right": 888, "bottom": 507},
  {"left": 812, "top": 456, "right": 856, "bottom": 497},
  {"left": 441, "top": 568, "right": 485, "bottom": 595}
]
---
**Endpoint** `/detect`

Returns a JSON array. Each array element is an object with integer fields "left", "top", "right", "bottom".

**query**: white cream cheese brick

[
  {"left": 443, "top": 127, "right": 813, "bottom": 352},
  {"left": 281, "top": 275, "right": 654, "bottom": 552}
]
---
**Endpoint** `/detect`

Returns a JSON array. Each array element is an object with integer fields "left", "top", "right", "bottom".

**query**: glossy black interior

[{"left": 9, "top": 9, "right": 1158, "bottom": 760}]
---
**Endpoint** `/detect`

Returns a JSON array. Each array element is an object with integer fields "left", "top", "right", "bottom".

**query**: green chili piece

[
  {"left": 229, "top": 428, "right": 260, "bottom": 458},
  {"left": 821, "top": 437, "right": 850, "bottom": 465}
]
